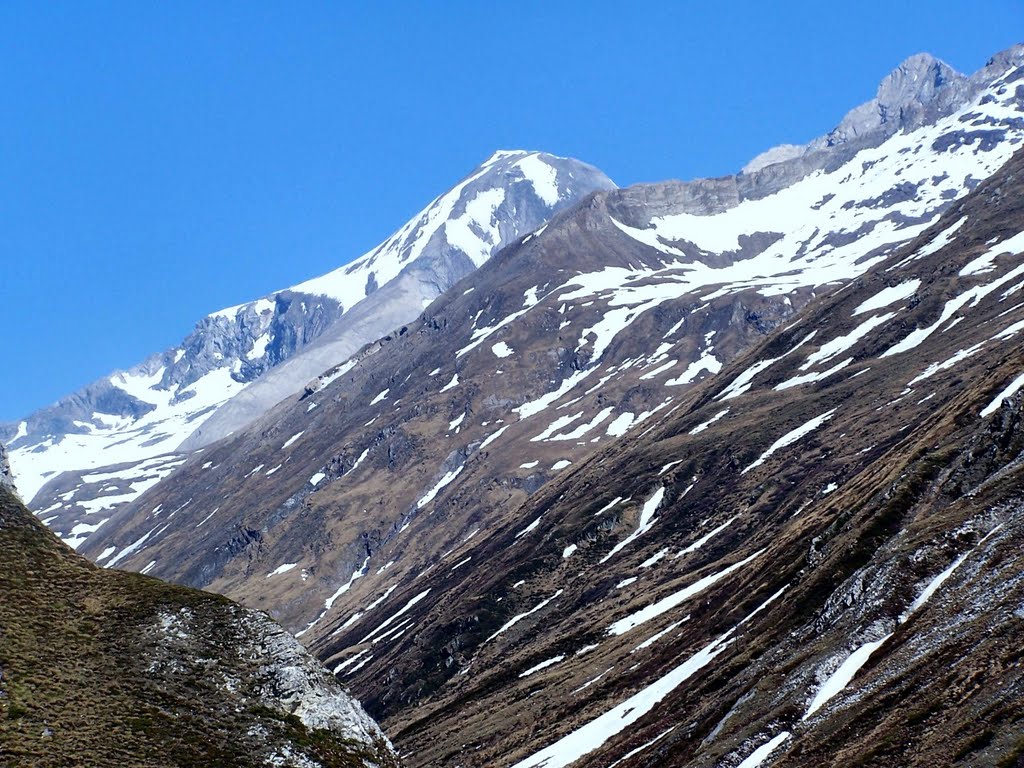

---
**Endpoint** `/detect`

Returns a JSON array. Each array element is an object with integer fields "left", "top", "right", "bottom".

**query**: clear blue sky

[{"left": 1, "top": 1, "right": 1020, "bottom": 420}]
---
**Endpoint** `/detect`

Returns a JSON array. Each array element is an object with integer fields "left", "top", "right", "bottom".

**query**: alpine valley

[{"left": 6, "top": 43, "right": 1024, "bottom": 768}]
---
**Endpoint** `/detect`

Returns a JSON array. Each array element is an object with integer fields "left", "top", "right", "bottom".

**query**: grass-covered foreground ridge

[{"left": 0, "top": 486, "right": 399, "bottom": 768}]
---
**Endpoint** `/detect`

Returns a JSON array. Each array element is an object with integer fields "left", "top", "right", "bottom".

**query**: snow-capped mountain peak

[
  {"left": 3, "top": 150, "right": 613, "bottom": 520},
  {"left": 287, "top": 150, "right": 602, "bottom": 305}
]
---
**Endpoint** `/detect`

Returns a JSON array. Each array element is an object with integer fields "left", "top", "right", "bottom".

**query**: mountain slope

[
  {"left": 33, "top": 46, "right": 1024, "bottom": 557},
  {"left": 74, "top": 45, "right": 1024, "bottom": 639},
  {"left": 66, "top": 46, "right": 1024, "bottom": 766},
  {"left": 0, "top": 485, "right": 399, "bottom": 768},
  {"left": 5, "top": 150, "right": 613, "bottom": 540},
  {"left": 20, "top": 44, "right": 1024, "bottom": 767},
  {"left": 323, "top": 136, "right": 1024, "bottom": 768}
]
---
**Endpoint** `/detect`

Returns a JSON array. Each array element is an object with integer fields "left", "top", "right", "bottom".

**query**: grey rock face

[
  {"left": 1, "top": 293, "right": 345, "bottom": 454},
  {"left": 0, "top": 442, "right": 15, "bottom": 495},
  {"left": 167, "top": 292, "right": 345, "bottom": 392},
  {"left": 180, "top": 273, "right": 431, "bottom": 450},
  {"left": 811, "top": 53, "right": 970, "bottom": 150},
  {"left": 241, "top": 610, "right": 392, "bottom": 750},
  {"left": 148, "top": 604, "right": 396, "bottom": 760}
]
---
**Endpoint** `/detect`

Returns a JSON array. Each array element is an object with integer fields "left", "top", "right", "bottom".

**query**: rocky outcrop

[
  {"left": 0, "top": 441, "right": 15, "bottom": 495},
  {"left": 243, "top": 612, "right": 389, "bottom": 746},
  {"left": 812, "top": 52, "right": 970, "bottom": 149}
]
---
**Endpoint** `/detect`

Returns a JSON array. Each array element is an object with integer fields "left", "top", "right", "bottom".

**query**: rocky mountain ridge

[{"left": 745, "top": 45, "right": 1023, "bottom": 174}]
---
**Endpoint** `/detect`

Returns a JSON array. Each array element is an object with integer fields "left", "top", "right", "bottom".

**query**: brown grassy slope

[
  {"left": 0, "top": 487, "right": 397, "bottom": 768},
  {"left": 318, "top": 147, "right": 1024, "bottom": 767}
]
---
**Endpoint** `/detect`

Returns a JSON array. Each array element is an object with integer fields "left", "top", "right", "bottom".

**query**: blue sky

[{"left": 1, "top": 1, "right": 1021, "bottom": 420}]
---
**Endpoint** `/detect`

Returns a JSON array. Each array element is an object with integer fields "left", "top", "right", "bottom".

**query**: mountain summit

[
  {"left": 815, "top": 52, "right": 969, "bottom": 148},
  {"left": 2, "top": 151, "right": 613, "bottom": 513},
  {"left": 180, "top": 150, "right": 615, "bottom": 451}
]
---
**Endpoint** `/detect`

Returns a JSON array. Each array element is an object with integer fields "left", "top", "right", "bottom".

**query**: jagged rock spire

[{"left": 813, "top": 52, "right": 969, "bottom": 149}]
